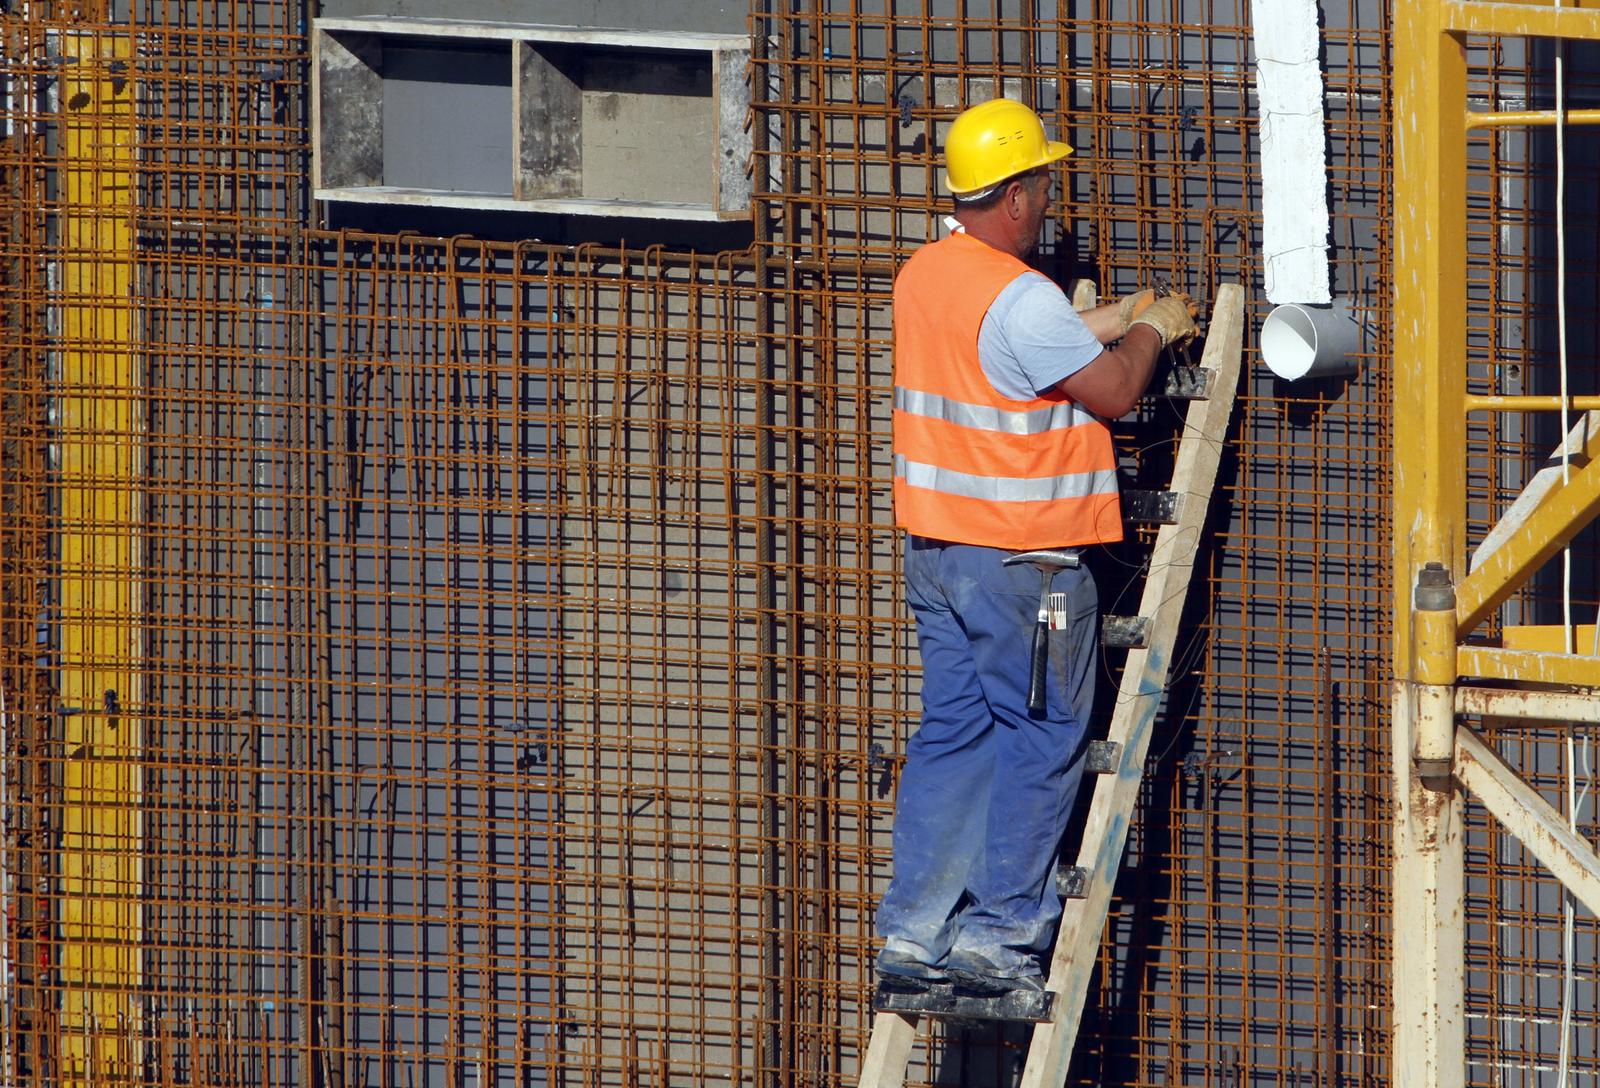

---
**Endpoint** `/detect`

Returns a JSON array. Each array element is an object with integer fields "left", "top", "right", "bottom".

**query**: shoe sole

[
  {"left": 948, "top": 968, "right": 1043, "bottom": 996},
  {"left": 876, "top": 972, "right": 948, "bottom": 994}
]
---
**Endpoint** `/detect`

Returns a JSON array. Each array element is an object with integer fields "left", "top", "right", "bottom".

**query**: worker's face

[{"left": 1013, "top": 169, "right": 1054, "bottom": 254}]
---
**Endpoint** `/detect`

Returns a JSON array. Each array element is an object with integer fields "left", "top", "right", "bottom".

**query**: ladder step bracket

[
  {"left": 1055, "top": 865, "right": 1089, "bottom": 900},
  {"left": 1163, "top": 365, "right": 1213, "bottom": 399},
  {"left": 1123, "top": 489, "right": 1182, "bottom": 525},
  {"left": 1085, "top": 740, "right": 1122, "bottom": 774},
  {"left": 1102, "top": 615, "right": 1150, "bottom": 648},
  {"left": 872, "top": 982, "right": 1056, "bottom": 1024}
]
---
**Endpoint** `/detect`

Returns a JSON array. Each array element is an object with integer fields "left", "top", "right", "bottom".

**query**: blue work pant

[{"left": 876, "top": 536, "right": 1098, "bottom": 977}]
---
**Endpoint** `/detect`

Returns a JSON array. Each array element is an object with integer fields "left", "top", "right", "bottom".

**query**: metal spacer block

[
  {"left": 1102, "top": 615, "right": 1150, "bottom": 648},
  {"left": 1055, "top": 865, "right": 1089, "bottom": 900},
  {"left": 1163, "top": 365, "right": 1214, "bottom": 399},
  {"left": 1085, "top": 740, "right": 1121, "bottom": 774},
  {"left": 1123, "top": 489, "right": 1182, "bottom": 525}
]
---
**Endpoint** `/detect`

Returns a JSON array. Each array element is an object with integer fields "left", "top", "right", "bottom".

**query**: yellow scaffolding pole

[
  {"left": 55, "top": 28, "right": 141, "bottom": 1083},
  {"left": 1394, "top": 3, "right": 1600, "bottom": 1086}
]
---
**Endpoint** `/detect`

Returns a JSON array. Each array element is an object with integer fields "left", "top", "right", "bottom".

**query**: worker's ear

[{"left": 1006, "top": 178, "right": 1028, "bottom": 219}]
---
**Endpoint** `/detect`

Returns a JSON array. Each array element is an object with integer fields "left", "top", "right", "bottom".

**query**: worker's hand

[
  {"left": 1115, "top": 289, "right": 1157, "bottom": 336},
  {"left": 1128, "top": 296, "right": 1199, "bottom": 348},
  {"left": 1163, "top": 289, "right": 1201, "bottom": 321},
  {"left": 1115, "top": 289, "right": 1200, "bottom": 336}
]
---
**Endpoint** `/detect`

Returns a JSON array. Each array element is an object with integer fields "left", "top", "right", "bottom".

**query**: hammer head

[{"left": 1002, "top": 548, "right": 1081, "bottom": 572}]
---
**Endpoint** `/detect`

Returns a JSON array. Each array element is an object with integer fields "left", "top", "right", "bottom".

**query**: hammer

[{"left": 1002, "top": 549, "right": 1082, "bottom": 713}]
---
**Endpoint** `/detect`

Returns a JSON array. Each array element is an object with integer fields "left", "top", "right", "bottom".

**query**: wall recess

[{"left": 313, "top": 17, "right": 753, "bottom": 221}]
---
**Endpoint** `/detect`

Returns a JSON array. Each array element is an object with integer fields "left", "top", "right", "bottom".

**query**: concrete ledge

[
  {"left": 316, "top": 186, "right": 731, "bottom": 222},
  {"left": 315, "top": 16, "right": 745, "bottom": 52}
]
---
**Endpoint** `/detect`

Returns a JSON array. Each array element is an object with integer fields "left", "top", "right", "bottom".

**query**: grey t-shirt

[{"left": 977, "top": 271, "right": 1104, "bottom": 401}]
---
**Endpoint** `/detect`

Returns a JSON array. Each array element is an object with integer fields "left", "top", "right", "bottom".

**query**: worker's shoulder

[{"left": 987, "top": 270, "right": 1074, "bottom": 325}]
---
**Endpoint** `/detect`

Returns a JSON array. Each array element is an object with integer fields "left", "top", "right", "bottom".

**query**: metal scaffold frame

[
  {"left": 54, "top": 27, "right": 142, "bottom": 1085},
  {"left": 1393, "top": 3, "right": 1600, "bottom": 1087}
]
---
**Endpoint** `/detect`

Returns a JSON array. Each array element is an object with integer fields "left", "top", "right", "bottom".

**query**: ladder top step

[{"left": 872, "top": 982, "right": 1055, "bottom": 1024}]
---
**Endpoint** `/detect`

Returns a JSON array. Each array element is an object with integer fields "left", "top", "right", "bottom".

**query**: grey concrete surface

[
  {"left": 380, "top": 40, "right": 515, "bottom": 193},
  {"left": 318, "top": 0, "right": 748, "bottom": 35}
]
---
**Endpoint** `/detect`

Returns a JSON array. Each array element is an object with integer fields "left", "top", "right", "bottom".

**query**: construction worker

[{"left": 877, "top": 98, "right": 1198, "bottom": 996}]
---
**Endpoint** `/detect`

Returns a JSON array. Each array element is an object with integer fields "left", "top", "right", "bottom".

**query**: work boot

[
  {"left": 946, "top": 950, "right": 1044, "bottom": 996},
  {"left": 875, "top": 948, "right": 948, "bottom": 993}
]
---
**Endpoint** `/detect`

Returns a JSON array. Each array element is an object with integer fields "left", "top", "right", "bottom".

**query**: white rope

[
  {"left": 1558, "top": 733, "right": 1591, "bottom": 1087},
  {"left": 1555, "top": 7, "right": 1573, "bottom": 650},
  {"left": 1553, "top": 9, "right": 1579, "bottom": 1083}
]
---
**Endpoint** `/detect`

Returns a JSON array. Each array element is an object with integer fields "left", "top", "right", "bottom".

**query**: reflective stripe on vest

[
  {"left": 893, "top": 454, "right": 1119, "bottom": 503},
  {"left": 893, "top": 387, "right": 1098, "bottom": 436}
]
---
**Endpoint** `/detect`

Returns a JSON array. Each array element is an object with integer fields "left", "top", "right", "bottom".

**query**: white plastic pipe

[{"left": 1260, "top": 300, "right": 1364, "bottom": 381}]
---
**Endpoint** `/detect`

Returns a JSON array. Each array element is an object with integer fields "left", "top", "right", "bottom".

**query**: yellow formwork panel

[
  {"left": 1442, "top": 1, "right": 1600, "bottom": 39},
  {"left": 55, "top": 28, "right": 141, "bottom": 1084},
  {"left": 1501, "top": 624, "right": 1600, "bottom": 654}
]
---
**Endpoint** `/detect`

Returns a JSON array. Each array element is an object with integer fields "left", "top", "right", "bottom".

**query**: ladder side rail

[
  {"left": 857, "top": 1011, "right": 917, "bottom": 1088},
  {"left": 1020, "top": 284, "right": 1246, "bottom": 1088}
]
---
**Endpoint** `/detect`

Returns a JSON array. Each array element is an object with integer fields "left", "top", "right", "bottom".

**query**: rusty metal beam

[
  {"left": 1391, "top": 682, "right": 1466, "bottom": 1088},
  {"left": 1457, "top": 686, "right": 1600, "bottom": 724},
  {"left": 1455, "top": 726, "right": 1600, "bottom": 918}
]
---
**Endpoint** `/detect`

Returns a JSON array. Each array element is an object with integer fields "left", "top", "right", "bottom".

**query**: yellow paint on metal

[
  {"left": 56, "top": 29, "right": 141, "bottom": 1084},
  {"left": 1454, "top": 452, "right": 1600, "bottom": 633},
  {"left": 1443, "top": 1, "right": 1600, "bottom": 38},
  {"left": 1414, "top": 611, "right": 1459, "bottom": 686},
  {"left": 1464, "top": 394, "right": 1600, "bottom": 410},
  {"left": 1459, "top": 647, "right": 1600, "bottom": 687},
  {"left": 1395, "top": 3, "right": 1600, "bottom": 1084},
  {"left": 1393, "top": 2, "right": 1468, "bottom": 681},
  {"left": 1466, "top": 108, "right": 1600, "bottom": 129},
  {"left": 1502, "top": 624, "right": 1600, "bottom": 654}
]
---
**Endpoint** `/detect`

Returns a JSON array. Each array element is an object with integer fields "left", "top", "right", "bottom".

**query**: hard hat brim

[{"left": 943, "top": 139, "right": 1075, "bottom": 195}]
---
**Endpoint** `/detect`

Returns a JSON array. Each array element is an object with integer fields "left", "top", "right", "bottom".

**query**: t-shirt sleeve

[{"left": 983, "top": 272, "right": 1105, "bottom": 397}]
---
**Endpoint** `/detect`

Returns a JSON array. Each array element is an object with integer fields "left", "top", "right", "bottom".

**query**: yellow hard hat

[{"left": 942, "top": 98, "right": 1073, "bottom": 196}]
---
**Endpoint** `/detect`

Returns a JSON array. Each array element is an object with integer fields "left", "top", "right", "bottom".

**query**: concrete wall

[{"left": 318, "top": 0, "right": 747, "bottom": 35}]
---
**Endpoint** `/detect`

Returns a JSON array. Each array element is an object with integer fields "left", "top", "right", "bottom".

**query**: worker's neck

[{"left": 952, "top": 209, "right": 1031, "bottom": 261}]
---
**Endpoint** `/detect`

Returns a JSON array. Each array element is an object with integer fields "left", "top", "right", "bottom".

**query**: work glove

[
  {"left": 1128, "top": 295, "right": 1199, "bottom": 348},
  {"left": 1115, "top": 288, "right": 1200, "bottom": 336},
  {"left": 1115, "top": 289, "right": 1157, "bottom": 336}
]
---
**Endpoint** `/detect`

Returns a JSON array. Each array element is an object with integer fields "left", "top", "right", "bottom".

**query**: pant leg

[
  {"left": 946, "top": 547, "right": 1098, "bottom": 974},
  {"left": 875, "top": 538, "right": 997, "bottom": 967}
]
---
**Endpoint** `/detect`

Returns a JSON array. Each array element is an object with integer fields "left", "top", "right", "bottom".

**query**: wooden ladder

[{"left": 858, "top": 283, "right": 1246, "bottom": 1088}]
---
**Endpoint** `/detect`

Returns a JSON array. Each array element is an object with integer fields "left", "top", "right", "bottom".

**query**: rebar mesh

[{"left": 2, "top": 1, "right": 1599, "bottom": 1087}]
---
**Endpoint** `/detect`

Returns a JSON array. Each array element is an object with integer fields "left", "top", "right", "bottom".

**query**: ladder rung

[
  {"left": 1102, "top": 615, "right": 1149, "bottom": 648},
  {"left": 1124, "top": 490, "right": 1181, "bottom": 525},
  {"left": 1086, "top": 740, "right": 1122, "bottom": 774},
  {"left": 1443, "top": 1, "right": 1600, "bottom": 41},
  {"left": 872, "top": 982, "right": 1056, "bottom": 1024}
]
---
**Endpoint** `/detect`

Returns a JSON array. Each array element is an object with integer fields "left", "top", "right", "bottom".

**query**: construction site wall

[{"left": 0, "top": 2, "right": 1597, "bottom": 1087}]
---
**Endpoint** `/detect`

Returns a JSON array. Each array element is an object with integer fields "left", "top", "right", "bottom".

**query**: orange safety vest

[{"left": 892, "top": 231, "right": 1122, "bottom": 550}]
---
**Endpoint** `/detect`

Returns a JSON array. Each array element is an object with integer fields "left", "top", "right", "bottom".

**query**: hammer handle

[{"left": 1027, "top": 612, "right": 1049, "bottom": 713}]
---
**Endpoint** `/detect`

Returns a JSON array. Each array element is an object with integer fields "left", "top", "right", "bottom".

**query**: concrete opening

[{"left": 313, "top": 18, "right": 751, "bottom": 220}]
